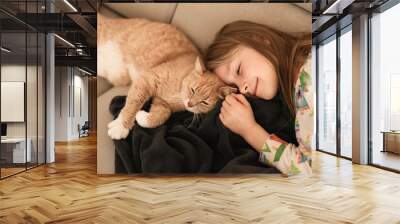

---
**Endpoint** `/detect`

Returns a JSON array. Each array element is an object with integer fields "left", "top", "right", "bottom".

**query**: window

[
  {"left": 311, "top": 45, "right": 317, "bottom": 151},
  {"left": 370, "top": 2, "right": 400, "bottom": 171},
  {"left": 0, "top": 1, "right": 47, "bottom": 179},
  {"left": 317, "top": 35, "right": 337, "bottom": 154},
  {"left": 339, "top": 27, "right": 352, "bottom": 158}
]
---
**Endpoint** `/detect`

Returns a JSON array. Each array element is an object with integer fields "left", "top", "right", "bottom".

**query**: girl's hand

[{"left": 219, "top": 93, "right": 257, "bottom": 136}]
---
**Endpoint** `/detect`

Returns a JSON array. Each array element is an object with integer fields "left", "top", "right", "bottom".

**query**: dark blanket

[{"left": 110, "top": 93, "right": 298, "bottom": 174}]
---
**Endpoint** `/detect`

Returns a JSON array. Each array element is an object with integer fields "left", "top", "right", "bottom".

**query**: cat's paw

[
  {"left": 107, "top": 117, "right": 130, "bottom": 140},
  {"left": 136, "top": 110, "right": 152, "bottom": 128},
  {"left": 108, "top": 116, "right": 122, "bottom": 129}
]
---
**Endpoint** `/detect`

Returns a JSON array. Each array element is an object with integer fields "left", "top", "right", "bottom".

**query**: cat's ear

[
  {"left": 194, "top": 57, "right": 206, "bottom": 75},
  {"left": 218, "top": 86, "right": 238, "bottom": 99}
]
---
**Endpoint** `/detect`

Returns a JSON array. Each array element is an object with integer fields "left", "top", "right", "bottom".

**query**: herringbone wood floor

[{"left": 1, "top": 134, "right": 400, "bottom": 224}]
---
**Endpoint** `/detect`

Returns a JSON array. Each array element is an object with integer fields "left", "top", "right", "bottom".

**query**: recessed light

[
  {"left": 77, "top": 67, "right": 93, "bottom": 76},
  {"left": 63, "top": 0, "right": 78, "bottom": 12},
  {"left": 54, "top": 34, "right": 75, "bottom": 48},
  {"left": 1, "top": 47, "right": 11, "bottom": 53},
  {"left": 322, "top": 0, "right": 354, "bottom": 15}
]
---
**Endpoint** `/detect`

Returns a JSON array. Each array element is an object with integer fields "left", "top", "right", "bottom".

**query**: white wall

[
  {"left": 72, "top": 73, "right": 89, "bottom": 138},
  {"left": 1, "top": 65, "right": 26, "bottom": 139},
  {"left": 54, "top": 67, "right": 89, "bottom": 141},
  {"left": 1, "top": 63, "right": 46, "bottom": 164},
  {"left": 1, "top": 65, "right": 39, "bottom": 138},
  {"left": 55, "top": 67, "right": 69, "bottom": 141}
]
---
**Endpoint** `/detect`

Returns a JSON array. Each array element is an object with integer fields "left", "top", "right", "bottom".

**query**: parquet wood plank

[{"left": 0, "top": 134, "right": 399, "bottom": 223}]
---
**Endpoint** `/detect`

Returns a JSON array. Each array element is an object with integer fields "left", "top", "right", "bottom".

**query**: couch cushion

[
  {"left": 97, "top": 76, "right": 113, "bottom": 97},
  {"left": 171, "top": 3, "right": 311, "bottom": 54},
  {"left": 104, "top": 3, "right": 177, "bottom": 23},
  {"left": 294, "top": 3, "right": 312, "bottom": 13},
  {"left": 98, "top": 4, "right": 123, "bottom": 19},
  {"left": 97, "top": 86, "right": 130, "bottom": 174}
]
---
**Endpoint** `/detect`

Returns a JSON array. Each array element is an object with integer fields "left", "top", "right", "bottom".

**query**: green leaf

[
  {"left": 300, "top": 153, "right": 309, "bottom": 163},
  {"left": 290, "top": 160, "right": 301, "bottom": 175},
  {"left": 300, "top": 70, "right": 311, "bottom": 87},
  {"left": 273, "top": 144, "right": 286, "bottom": 162},
  {"left": 262, "top": 142, "right": 271, "bottom": 152}
]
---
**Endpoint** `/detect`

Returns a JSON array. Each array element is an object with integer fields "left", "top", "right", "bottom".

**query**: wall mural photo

[{"left": 97, "top": 3, "right": 313, "bottom": 175}]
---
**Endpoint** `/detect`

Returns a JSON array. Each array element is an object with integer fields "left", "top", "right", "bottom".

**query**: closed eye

[
  {"left": 237, "top": 63, "right": 241, "bottom": 76},
  {"left": 201, "top": 100, "right": 209, "bottom": 105},
  {"left": 191, "top": 87, "right": 195, "bottom": 94}
]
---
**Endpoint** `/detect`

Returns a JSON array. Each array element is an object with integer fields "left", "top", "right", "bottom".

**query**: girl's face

[{"left": 214, "top": 46, "right": 279, "bottom": 100}]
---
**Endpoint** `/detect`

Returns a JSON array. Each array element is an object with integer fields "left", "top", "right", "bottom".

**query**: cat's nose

[{"left": 187, "top": 101, "right": 194, "bottom": 107}]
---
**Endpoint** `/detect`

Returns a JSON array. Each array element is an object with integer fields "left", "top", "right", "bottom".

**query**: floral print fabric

[{"left": 259, "top": 59, "right": 313, "bottom": 176}]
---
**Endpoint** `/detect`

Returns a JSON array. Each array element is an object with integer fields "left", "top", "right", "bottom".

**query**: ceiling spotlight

[
  {"left": 1, "top": 47, "right": 11, "bottom": 53},
  {"left": 76, "top": 48, "right": 86, "bottom": 55}
]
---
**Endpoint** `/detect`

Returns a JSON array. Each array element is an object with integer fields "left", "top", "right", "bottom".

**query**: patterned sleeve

[{"left": 259, "top": 59, "right": 314, "bottom": 176}]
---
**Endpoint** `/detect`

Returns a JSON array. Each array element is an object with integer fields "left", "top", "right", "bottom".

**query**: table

[
  {"left": 381, "top": 131, "right": 400, "bottom": 154},
  {"left": 1, "top": 138, "right": 32, "bottom": 163}
]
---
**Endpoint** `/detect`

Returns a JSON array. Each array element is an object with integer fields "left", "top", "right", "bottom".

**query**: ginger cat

[{"left": 98, "top": 15, "right": 236, "bottom": 140}]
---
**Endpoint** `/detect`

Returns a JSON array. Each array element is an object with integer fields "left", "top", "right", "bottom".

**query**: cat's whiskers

[{"left": 188, "top": 113, "right": 203, "bottom": 129}]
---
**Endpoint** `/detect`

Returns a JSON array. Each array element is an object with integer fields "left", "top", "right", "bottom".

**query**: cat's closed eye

[
  {"left": 201, "top": 100, "right": 209, "bottom": 105},
  {"left": 191, "top": 87, "right": 195, "bottom": 94}
]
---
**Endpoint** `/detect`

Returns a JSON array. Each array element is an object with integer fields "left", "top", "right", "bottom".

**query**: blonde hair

[{"left": 206, "top": 20, "right": 311, "bottom": 117}]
